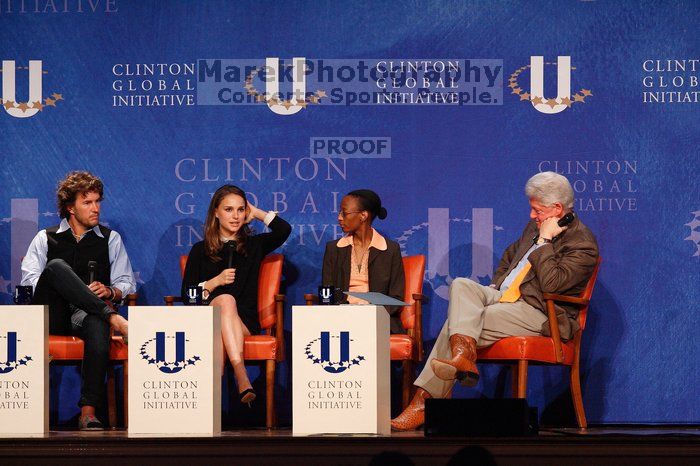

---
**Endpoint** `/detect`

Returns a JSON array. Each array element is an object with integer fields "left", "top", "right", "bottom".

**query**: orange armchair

[
  {"left": 164, "top": 254, "right": 285, "bottom": 429},
  {"left": 477, "top": 257, "right": 602, "bottom": 428},
  {"left": 48, "top": 293, "right": 137, "bottom": 429},
  {"left": 305, "top": 254, "right": 426, "bottom": 409}
]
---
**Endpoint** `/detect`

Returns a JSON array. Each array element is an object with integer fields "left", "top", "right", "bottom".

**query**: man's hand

[
  {"left": 88, "top": 281, "right": 111, "bottom": 299},
  {"left": 539, "top": 216, "right": 566, "bottom": 240}
]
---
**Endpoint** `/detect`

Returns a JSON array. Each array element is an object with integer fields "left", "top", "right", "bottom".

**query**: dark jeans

[{"left": 32, "top": 259, "right": 115, "bottom": 408}]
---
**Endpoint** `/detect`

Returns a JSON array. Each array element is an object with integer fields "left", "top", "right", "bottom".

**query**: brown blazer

[
  {"left": 322, "top": 235, "right": 406, "bottom": 334},
  {"left": 492, "top": 217, "right": 599, "bottom": 341}
]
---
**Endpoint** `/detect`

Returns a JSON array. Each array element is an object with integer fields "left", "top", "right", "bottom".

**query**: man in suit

[
  {"left": 21, "top": 171, "right": 135, "bottom": 430},
  {"left": 391, "top": 171, "right": 599, "bottom": 431}
]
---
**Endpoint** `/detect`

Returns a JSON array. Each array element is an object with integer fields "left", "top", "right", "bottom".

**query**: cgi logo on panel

[
  {"left": 139, "top": 332, "right": 201, "bottom": 374},
  {"left": 510, "top": 56, "right": 592, "bottom": 114},
  {"left": 305, "top": 331, "right": 365, "bottom": 374},
  {"left": 1, "top": 60, "right": 64, "bottom": 118},
  {"left": 0, "top": 332, "right": 33, "bottom": 374}
]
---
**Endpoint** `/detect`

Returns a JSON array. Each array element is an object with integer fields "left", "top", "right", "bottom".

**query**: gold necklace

[{"left": 353, "top": 241, "right": 369, "bottom": 273}]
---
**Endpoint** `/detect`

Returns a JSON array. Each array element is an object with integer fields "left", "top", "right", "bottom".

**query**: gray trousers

[{"left": 415, "top": 278, "right": 547, "bottom": 398}]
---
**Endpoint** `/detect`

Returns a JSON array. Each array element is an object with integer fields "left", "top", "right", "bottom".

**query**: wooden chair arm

[
  {"left": 412, "top": 293, "right": 428, "bottom": 303},
  {"left": 275, "top": 294, "right": 285, "bottom": 361},
  {"left": 542, "top": 293, "right": 590, "bottom": 306},
  {"left": 304, "top": 293, "right": 318, "bottom": 305},
  {"left": 414, "top": 294, "right": 424, "bottom": 361},
  {"left": 163, "top": 295, "right": 182, "bottom": 306},
  {"left": 125, "top": 293, "right": 138, "bottom": 306},
  {"left": 545, "top": 298, "right": 564, "bottom": 363}
]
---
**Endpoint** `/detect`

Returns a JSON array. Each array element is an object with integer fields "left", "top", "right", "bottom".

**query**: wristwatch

[{"left": 536, "top": 237, "right": 552, "bottom": 245}]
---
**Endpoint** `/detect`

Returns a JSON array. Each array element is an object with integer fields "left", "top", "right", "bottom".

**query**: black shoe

[
  {"left": 79, "top": 414, "right": 104, "bottom": 431},
  {"left": 239, "top": 388, "right": 256, "bottom": 407}
]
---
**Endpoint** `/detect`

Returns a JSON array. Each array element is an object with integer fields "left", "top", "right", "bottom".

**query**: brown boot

[
  {"left": 391, "top": 388, "right": 431, "bottom": 431},
  {"left": 430, "top": 334, "right": 479, "bottom": 387}
]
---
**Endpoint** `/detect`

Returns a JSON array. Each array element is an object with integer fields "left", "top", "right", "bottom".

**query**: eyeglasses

[{"left": 339, "top": 210, "right": 362, "bottom": 218}]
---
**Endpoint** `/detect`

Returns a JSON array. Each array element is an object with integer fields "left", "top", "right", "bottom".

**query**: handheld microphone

[
  {"left": 226, "top": 241, "right": 236, "bottom": 269},
  {"left": 88, "top": 261, "right": 97, "bottom": 283}
]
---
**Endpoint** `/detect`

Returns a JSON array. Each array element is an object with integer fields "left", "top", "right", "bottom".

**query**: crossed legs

[
  {"left": 392, "top": 277, "right": 547, "bottom": 430},
  {"left": 210, "top": 294, "right": 253, "bottom": 398}
]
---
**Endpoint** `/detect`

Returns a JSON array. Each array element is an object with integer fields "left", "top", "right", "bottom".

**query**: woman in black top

[{"left": 181, "top": 185, "right": 291, "bottom": 404}]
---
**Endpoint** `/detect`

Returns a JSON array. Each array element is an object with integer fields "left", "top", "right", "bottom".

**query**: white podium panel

[
  {"left": 292, "top": 305, "right": 390, "bottom": 435},
  {"left": 0, "top": 305, "right": 48, "bottom": 436},
  {"left": 128, "top": 306, "right": 222, "bottom": 436}
]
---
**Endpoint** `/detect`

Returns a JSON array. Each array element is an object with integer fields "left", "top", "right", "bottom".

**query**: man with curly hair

[{"left": 21, "top": 171, "right": 135, "bottom": 430}]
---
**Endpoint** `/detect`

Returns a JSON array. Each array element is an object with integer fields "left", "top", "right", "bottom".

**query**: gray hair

[{"left": 525, "top": 172, "right": 574, "bottom": 209}]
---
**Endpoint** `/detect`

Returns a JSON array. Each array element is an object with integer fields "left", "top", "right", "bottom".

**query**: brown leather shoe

[
  {"left": 430, "top": 334, "right": 479, "bottom": 387},
  {"left": 391, "top": 388, "right": 431, "bottom": 431}
]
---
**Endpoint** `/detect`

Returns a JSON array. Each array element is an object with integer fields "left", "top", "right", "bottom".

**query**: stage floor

[{"left": 1, "top": 427, "right": 698, "bottom": 465}]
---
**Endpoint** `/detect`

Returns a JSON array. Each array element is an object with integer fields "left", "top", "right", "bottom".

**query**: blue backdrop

[{"left": 1, "top": 0, "right": 698, "bottom": 426}]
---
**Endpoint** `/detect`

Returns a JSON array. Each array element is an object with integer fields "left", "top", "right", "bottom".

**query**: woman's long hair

[{"left": 204, "top": 185, "right": 250, "bottom": 261}]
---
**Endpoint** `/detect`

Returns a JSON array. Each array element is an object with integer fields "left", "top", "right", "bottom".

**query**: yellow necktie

[{"left": 499, "top": 262, "right": 531, "bottom": 303}]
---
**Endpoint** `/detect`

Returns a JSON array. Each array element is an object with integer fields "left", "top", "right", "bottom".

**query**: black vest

[{"left": 46, "top": 224, "right": 111, "bottom": 285}]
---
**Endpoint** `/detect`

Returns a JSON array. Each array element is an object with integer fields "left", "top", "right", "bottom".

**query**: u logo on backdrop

[
  {"left": 1, "top": 60, "right": 64, "bottom": 118},
  {"left": 305, "top": 331, "right": 366, "bottom": 374},
  {"left": 0, "top": 332, "right": 33, "bottom": 374},
  {"left": 139, "top": 332, "right": 201, "bottom": 374},
  {"left": 509, "top": 56, "right": 592, "bottom": 114}
]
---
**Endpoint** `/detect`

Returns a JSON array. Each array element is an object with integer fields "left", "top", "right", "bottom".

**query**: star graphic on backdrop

[
  {"left": 685, "top": 213, "right": 700, "bottom": 229},
  {"left": 546, "top": 98, "right": 558, "bottom": 108},
  {"left": 52, "top": 93, "right": 63, "bottom": 101},
  {"left": 308, "top": 96, "right": 319, "bottom": 104},
  {"left": 17, "top": 102, "right": 29, "bottom": 112},
  {"left": 508, "top": 82, "right": 518, "bottom": 89},
  {"left": 282, "top": 100, "right": 293, "bottom": 109},
  {"left": 573, "top": 94, "right": 585, "bottom": 103},
  {"left": 32, "top": 101, "right": 43, "bottom": 111},
  {"left": 3, "top": 100, "right": 15, "bottom": 110},
  {"left": 560, "top": 96, "right": 572, "bottom": 107},
  {"left": 268, "top": 98, "right": 279, "bottom": 106},
  {"left": 519, "top": 92, "right": 530, "bottom": 101},
  {"left": 531, "top": 96, "right": 543, "bottom": 105},
  {"left": 316, "top": 90, "right": 327, "bottom": 98},
  {"left": 0, "top": 275, "right": 11, "bottom": 294},
  {"left": 581, "top": 89, "right": 592, "bottom": 96},
  {"left": 44, "top": 98, "right": 56, "bottom": 107},
  {"left": 296, "top": 100, "right": 308, "bottom": 108},
  {"left": 430, "top": 273, "right": 450, "bottom": 289}
]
